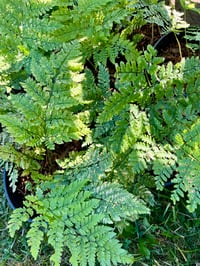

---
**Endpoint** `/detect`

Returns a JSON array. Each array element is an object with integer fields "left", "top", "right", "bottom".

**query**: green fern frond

[
  {"left": 0, "top": 41, "right": 90, "bottom": 151},
  {"left": 97, "top": 45, "right": 162, "bottom": 124},
  {"left": 0, "top": 144, "right": 41, "bottom": 171},
  {"left": 141, "top": 1, "right": 171, "bottom": 30},
  {"left": 12, "top": 178, "right": 135, "bottom": 266},
  {"left": 0, "top": 0, "right": 60, "bottom": 63},
  {"left": 27, "top": 217, "right": 47, "bottom": 260},
  {"left": 97, "top": 63, "right": 110, "bottom": 93},
  {"left": 59, "top": 145, "right": 113, "bottom": 183},
  {"left": 57, "top": 145, "right": 150, "bottom": 224},
  {"left": 153, "top": 158, "right": 176, "bottom": 190},
  {"left": 48, "top": 220, "right": 65, "bottom": 266},
  {"left": 78, "top": 0, "right": 113, "bottom": 14},
  {"left": 8, "top": 207, "right": 32, "bottom": 238},
  {"left": 6, "top": 167, "right": 18, "bottom": 193},
  {"left": 97, "top": 92, "right": 130, "bottom": 123},
  {"left": 171, "top": 158, "right": 200, "bottom": 212},
  {"left": 169, "top": 118, "right": 200, "bottom": 211},
  {"left": 185, "top": 26, "right": 200, "bottom": 51},
  {"left": 92, "top": 182, "right": 150, "bottom": 224}
]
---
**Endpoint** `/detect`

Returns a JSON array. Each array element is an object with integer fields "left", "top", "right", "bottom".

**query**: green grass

[
  {"left": 121, "top": 190, "right": 200, "bottom": 266},
  {"left": 1, "top": 176, "right": 200, "bottom": 265}
]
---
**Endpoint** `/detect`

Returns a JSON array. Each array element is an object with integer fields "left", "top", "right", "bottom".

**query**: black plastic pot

[
  {"left": 153, "top": 31, "right": 186, "bottom": 65},
  {"left": 154, "top": 31, "right": 177, "bottom": 51},
  {"left": 3, "top": 170, "right": 24, "bottom": 209},
  {"left": 154, "top": 30, "right": 199, "bottom": 64}
]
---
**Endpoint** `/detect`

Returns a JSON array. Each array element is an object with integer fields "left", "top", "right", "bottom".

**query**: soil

[
  {"left": 10, "top": 139, "right": 83, "bottom": 206},
  {"left": 136, "top": 24, "right": 162, "bottom": 49}
]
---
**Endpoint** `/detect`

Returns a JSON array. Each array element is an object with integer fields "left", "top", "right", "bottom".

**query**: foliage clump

[{"left": 0, "top": 0, "right": 200, "bottom": 265}]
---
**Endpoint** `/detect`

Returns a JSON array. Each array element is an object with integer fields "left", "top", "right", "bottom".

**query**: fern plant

[
  {"left": 0, "top": 0, "right": 161, "bottom": 265},
  {"left": 1, "top": 0, "right": 200, "bottom": 265}
]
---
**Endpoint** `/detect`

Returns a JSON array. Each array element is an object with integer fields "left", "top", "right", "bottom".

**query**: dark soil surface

[{"left": 137, "top": 23, "right": 162, "bottom": 49}]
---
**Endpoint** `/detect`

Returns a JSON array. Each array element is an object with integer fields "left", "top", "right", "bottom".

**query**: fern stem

[
  {"left": 151, "top": 23, "right": 154, "bottom": 44},
  {"left": 174, "top": 32, "right": 182, "bottom": 60}
]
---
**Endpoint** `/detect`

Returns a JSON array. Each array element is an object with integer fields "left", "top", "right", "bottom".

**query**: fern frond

[
  {"left": 0, "top": 0, "right": 60, "bottom": 63},
  {"left": 27, "top": 217, "right": 47, "bottom": 260},
  {"left": 7, "top": 167, "right": 19, "bottom": 193},
  {"left": 58, "top": 145, "right": 150, "bottom": 224},
  {"left": 169, "top": 118, "right": 200, "bottom": 211},
  {"left": 171, "top": 158, "right": 200, "bottom": 212},
  {"left": 97, "top": 63, "right": 110, "bottom": 93},
  {"left": 92, "top": 182, "right": 150, "bottom": 224},
  {"left": 8, "top": 207, "right": 32, "bottom": 237},
  {"left": 48, "top": 220, "right": 65, "bottom": 266},
  {"left": 97, "top": 45, "right": 162, "bottom": 124},
  {"left": 153, "top": 158, "right": 176, "bottom": 190},
  {"left": 0, "top": 41, "right": 90, "bottom": 151},
  {"left": 185, "top": 26, "right": 200, "bottom": 51},
  {"left": 59, "top": 145, "right": 113, "bottom": 183},
  {"left": 139, "top": 1, "right": 171, "bottom": 31},
  {"left": 16, "top": 178, "right": 135, "bottom": 266},
  {"left": 78, "top": 0, "right": 113, "bottom": 14},
  {"left": 0, "top": 144, "right": 41, "bottom": 171},
  {"left": 97, "top": 92, "right": 130, "bottom": 123}
]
